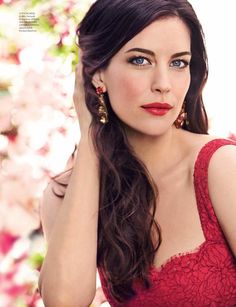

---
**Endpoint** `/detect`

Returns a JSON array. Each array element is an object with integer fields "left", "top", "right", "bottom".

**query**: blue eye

[
  {"left": 170, "top": 59, "right": 189, "bottom": 69},
  {"left": 128, "top": 56, "right": 150, "bottom": 66}
]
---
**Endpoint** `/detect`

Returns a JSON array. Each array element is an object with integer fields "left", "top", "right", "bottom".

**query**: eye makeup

[
  {"left": 127, "top": 56, "right": 152, "bottom": 66},
  {"left": 127, "top": 55, "right": 190, "bottom": 69}
]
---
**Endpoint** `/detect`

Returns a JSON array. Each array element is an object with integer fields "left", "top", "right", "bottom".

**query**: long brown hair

[{"left": 55, "top": 0, "right": 208, "bottom": 302}]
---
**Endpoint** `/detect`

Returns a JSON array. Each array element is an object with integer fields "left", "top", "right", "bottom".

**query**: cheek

[
  {"left": 174, "top": 73, "right": 191, "bottom": 98},
  {"left": 106, "top": 67, "right": 146, "bottom": 104}
]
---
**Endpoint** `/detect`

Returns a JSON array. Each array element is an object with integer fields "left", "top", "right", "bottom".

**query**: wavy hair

[{"left": 56, "top": 0, "right": 208, "bottom": 303}]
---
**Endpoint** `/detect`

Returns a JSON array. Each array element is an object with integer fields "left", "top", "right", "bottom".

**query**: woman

[{"left": 38, "top": 0, "right": 236, "bottom": 306}]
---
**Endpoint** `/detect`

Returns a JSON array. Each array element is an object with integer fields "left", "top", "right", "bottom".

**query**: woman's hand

[{"left": 73, "top": 59, "right": 93, "bottom": 139}]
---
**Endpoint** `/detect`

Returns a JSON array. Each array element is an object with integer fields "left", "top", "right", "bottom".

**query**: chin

[{"left": 123, "top": 122, "right": 173, "bottom": 138}]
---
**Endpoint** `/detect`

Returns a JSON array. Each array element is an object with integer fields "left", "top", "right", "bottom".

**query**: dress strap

[{"left": 193, "top": 138, "right": 236, "bottom": 241}]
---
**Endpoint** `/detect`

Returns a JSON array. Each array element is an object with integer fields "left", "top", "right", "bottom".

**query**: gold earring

[
  {"left": 174, "top": 101, "right": 188, "bottom": 129},
  {"left": 96, "top": 87, "right": 109, "bottom": 124}
]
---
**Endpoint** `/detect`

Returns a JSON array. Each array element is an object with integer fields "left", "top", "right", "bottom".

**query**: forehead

[{"left": 120, "top": 17, "right": 191, "bottom": 54}]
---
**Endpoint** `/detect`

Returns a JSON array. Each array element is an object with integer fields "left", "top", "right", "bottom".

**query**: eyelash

[{"left": 128, "top": 56, "right": 190, "bottom": 69}]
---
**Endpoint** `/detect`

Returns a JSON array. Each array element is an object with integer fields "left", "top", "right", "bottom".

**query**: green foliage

[
  {"left": 22, "top": 0, "right": 89, "bottom": 70},
  {"left": 30, "top": 0, "right": 47, "bottom": 6},
  {"left": 28, "top": 252, "right": 44, "bottom": 269},
  {"left": 0, "top": 0, "right": 87, "bottom": 71}
]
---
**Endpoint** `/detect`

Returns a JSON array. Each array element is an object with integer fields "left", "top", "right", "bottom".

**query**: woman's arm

[
  {"left": 39, "top": 159, "right": 108, "bottom": 307},
  {"left": 39, "top": 138, "right": 99, "bottom": 307},
  {"left": 39, "top": 169, "right": 72, "bottom": 243},
  {"left": 208, "top": 144, "right": 236, "bottom": 257},
  {"left": 38, "top": 62, "right": 100, "bottom": 307}
]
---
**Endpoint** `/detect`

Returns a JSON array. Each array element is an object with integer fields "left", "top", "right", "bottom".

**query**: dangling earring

[
  {"left": 96, "top": 86, "right": 109, "bottom": 124},
  {"left": 174, "top": 101, "right": 188, "bottom": 129}
]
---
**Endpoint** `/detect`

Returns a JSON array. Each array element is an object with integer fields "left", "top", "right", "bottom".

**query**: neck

[{"left": 125, "top": 126, "right": 186, "bottom": 179}]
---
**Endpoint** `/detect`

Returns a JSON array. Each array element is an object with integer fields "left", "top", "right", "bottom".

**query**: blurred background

[{"left": 0, "top": 0, "right": 235, "bottom": 306}]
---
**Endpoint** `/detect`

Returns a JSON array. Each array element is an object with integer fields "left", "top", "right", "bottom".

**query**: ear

[{"left": 92, "top": 70, "right": 107, "bottom": 93}]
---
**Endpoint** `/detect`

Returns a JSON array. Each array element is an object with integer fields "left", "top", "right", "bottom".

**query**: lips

[
  {"left": 141, "top": 102, "right": 172, "bottom": 109},
  {"left": 141, "top": 102, "right": 173, "bottom": 116}
]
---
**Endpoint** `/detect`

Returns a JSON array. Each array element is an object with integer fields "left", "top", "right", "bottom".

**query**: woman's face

[{"left": 100, "top": 17, "right": 191, "bottom": 136}]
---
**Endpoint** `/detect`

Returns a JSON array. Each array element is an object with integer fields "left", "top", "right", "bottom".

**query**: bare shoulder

[
  {"left": 207, "top": 142, "right": 236, "bottom": 256},
  {"left": 39, "top": 169, "right": 73, "bottom": 243},
  {"left": 183, "top": 132, "right": 236, "bottom": 256},
  {"left": 181, "top": 131, "right": 219, "bottom": 174}
]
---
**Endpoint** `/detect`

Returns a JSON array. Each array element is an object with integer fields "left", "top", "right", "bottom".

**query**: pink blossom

[{"left": 0, "top": 231, "right": 19, "bottom": 255}]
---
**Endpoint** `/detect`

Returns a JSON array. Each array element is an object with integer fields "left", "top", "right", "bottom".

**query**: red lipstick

[{"left": 141, "top": 102, "right": 173, "bottom": 116}]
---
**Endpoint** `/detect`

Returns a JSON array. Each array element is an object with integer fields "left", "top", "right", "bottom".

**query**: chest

[{"left": 153, "top": 165, "right": 205, "bottom": 268}]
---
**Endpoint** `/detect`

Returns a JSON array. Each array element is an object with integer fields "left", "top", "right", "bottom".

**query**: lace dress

[{"left": 98, "top": 138, "right": 236, "bottom": 306}]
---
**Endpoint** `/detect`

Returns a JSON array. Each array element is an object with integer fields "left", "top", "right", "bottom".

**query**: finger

[
  {"left": 74, "top": 63, "right": 83, "bottom": 89},
  {"left": 78, "top": 47, "right": 83, "bottom": 59}
]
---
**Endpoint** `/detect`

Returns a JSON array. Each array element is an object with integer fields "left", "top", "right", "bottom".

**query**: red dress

[{"left": 98, "top": 138, "right": 236, "bottom": 306}]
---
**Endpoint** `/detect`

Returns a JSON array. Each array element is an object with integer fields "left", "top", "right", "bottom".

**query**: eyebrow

[{"left": 125, "top": 48, "right": 191, "bottom": 58}]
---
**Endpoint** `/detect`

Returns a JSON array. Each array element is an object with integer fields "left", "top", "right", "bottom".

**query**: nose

[{"left": 151, "top": 65, "right": 171, "bottom": 94}]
